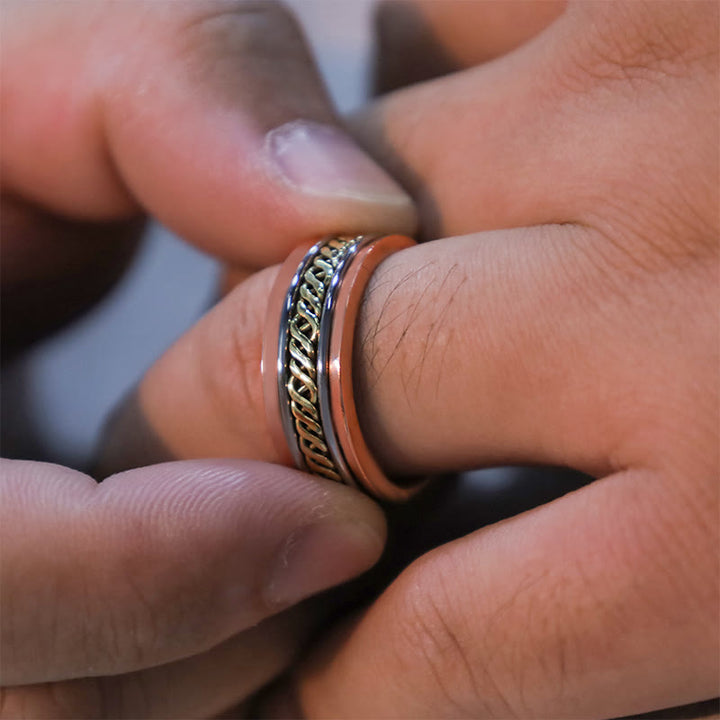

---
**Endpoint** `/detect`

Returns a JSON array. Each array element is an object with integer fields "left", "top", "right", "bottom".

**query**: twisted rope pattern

[{"left": 286, "top": 237, "right": 357, "bottom": 480}]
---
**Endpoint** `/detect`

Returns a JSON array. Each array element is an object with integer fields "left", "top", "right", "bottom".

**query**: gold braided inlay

[{"left": 286, "top": 236, "right": 358, "bottom": 480}]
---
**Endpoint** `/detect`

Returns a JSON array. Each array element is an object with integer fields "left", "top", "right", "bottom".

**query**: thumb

[
  {"left": 1, "top": 0, "right": 415, "bottom": 267},
  {"left": 0, "top": 457, "right": 386, "bottom": 685}
]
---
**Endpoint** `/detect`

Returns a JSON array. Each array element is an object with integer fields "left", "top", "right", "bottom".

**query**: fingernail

[
  {"left": 265, "top": 518, "right": 385, "bottom": 606},
  {"left": 266, "top": 120, "right": 413, "bottom": 206}
]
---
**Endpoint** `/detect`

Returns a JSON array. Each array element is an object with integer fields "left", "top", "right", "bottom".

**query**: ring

[{"left": 262, "top": 234, "right": 425, "bottom": 502}]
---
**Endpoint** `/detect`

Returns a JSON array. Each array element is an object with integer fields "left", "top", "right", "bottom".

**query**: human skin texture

[
  {"left": 100, "top": 2, "right": 718, "bottom": 718},
  {"left": 0, "top": 2, "right": 416, "bottom": 716},
  {"left": 292, "top": 2, "right": 720, "bottom": 716}
]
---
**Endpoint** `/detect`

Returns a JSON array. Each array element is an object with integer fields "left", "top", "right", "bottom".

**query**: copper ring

[{"left": 262, "top": 234, "right": 425, "bottom": 502}]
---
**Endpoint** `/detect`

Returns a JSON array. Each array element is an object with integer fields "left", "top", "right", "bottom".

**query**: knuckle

[
  {"left": 561, "top": 2, "right": 718, "bottom": 93},
  {"left": 395, "top": 555, "right": 600, "bottom": 717},
  {"left": 391, "top": 555, "right": 513, "bottom": 717},
  {"left": 481, "top": 565, "right": 583, "bottom": 716},
  {"left": 632, "top": 476, "right": 719, "bottom": 624}
]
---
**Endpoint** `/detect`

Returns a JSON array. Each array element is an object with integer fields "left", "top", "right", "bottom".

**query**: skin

[
  {"left": 2, "top": 0, "right": 718, "bottom": 718},
  {"left": 1, "top": 1, "right": 414, "bottom": 717},
  {"left": 296, "top": 2, "right": 720, "bottom": 716},
  {"left": 100, "top": 1, "right": 719, "bottom": 717}
]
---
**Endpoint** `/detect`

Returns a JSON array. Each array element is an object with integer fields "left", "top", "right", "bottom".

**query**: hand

[
  {"left": 296, "top": 2, "right": 720, "bottom": 716},
  {"left": 1, "top": 1, "right": 414, "bottom": 715},
  {"left": 110, "top": 2, "right": 719, "bottom": 717},
  {"left": 1, "top": 0, "right": 415, "bottom": 358}
]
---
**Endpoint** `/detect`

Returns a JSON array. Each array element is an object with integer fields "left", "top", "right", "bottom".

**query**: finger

[
  {"left": 2, "top": 609, "right": 309, "bottom": 719},
  {"left": 1, "top": 0, "right": 415, "bottom": 268},
  {"left": 354, "top": 1, "right": 717, "bottom": 239},
  {"left": 95, "top": 267, "right": 281, "bottom": 475},
  {"left": 374, "top": 0, "right": 565, "bottom": 92},
  {"left": 296, "top": 468, "right": 719, "bottom": 718},
  {"left": 100, "top": 225, "right": 668, "bottom": 480},
  {"left": 0, "top": 457, "right": 385, "bottom": 684},
  {"left": 1, "top": 194, "right": 142, "bottom": 358},
  {"left": 107, "top": 611, "right": 307, "bottom": 719}
]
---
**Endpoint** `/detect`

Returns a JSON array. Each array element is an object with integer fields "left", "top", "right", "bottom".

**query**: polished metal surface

[
  {"left": 275, "top": 242, "right": 322, "bottom": 472},
  {"left": 277, "top": 236, "right": 362, "bottom": 482},
  {"left": 317, "top": 236, "right": 379, "bottom": 488}
]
